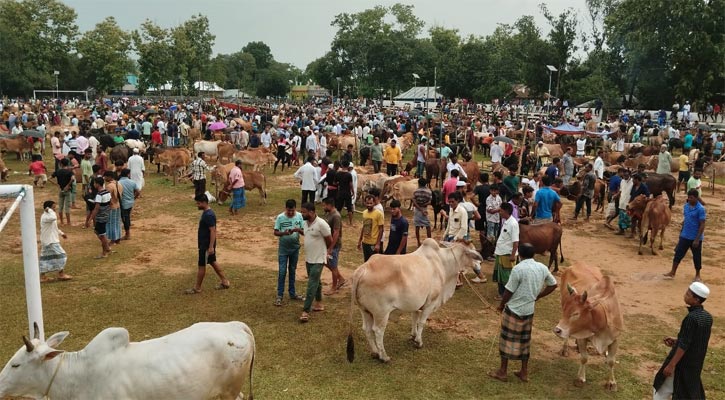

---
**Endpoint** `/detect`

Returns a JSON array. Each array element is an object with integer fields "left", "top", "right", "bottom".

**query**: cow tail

[
  {"left": 263, "top": 174, "right": 268, "bottom": 199},
  {"left": 641, "top": 206, "right": 650, "bottom": 245},
  {"left": 559, "top": 237, "right": 565, "bottom": 263},
  {"left": 347, "top": 270, "right": 362, "bottom": 363}
]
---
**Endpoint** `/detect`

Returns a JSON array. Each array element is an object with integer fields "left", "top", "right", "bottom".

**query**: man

[
  {"left": 575, "top": 135, "right": 587, "bottom": 157},
  {"left": 657, "top": 144, "right": 673, "bottom": 175},
  {"left": 503, "top": 168, "right": 519, "bottom": 196},
  {"left": 490, "top": 140, "right": 504, "bottom": 169},
  {"left": 261, "top": 124, "right": 272, "bottom": 149},
  {"left": 616, "top": 169, "right": 634, "bottom": 235},
  {"left": 185, "top": 194, "right": 231, "bottom": 294},
  {"left": 531, "top": 176, "right": 561, "bottom": 224},
  {"left": 322, "top": 197, "right": 346, "bottom": 295},
  {"left": 273, "top": 199, "right": 305, "bottom": 306},
  {"left": 492, "top": 203, "right": 519, "bottom": 299},
  {"left": 545, "top": 157, "right": 560, "bottom": 182},
  {"left": 39, "top": 200, "right": 72, "bottom": 282},
  {"left": 652, "top": 282, "right": 712, "bottom": 400},
  {"left": 443, "top": 191, "right": 468, "bottom": 243},
  {"left": 103, "top": 171, "right": 123, "bottom": 245},
  {"left": 85, "top": 177, "right": 111, "bottom": 259},
  {"left": 298, "top": 202, "right": 332, "bottom": 323},
  {"left": 118, "top": 169, "right": 139, "bottom": 241},
  {"left": 446, "top": 154, "right": 468, "bottom": 181},
  {"left": 604, "top": 167, "right": 623, "bottom": 228},
  {"left": 80, "top": 149, "right": 94, "bottom": 192},
  {"left": 412, "top": 178, "right": 433, "bottom": 247},
  {"left": 370, "top": 136, "right": 383, "bottom": 173},
  {"left": 534, "top": 141, "right": 550, "bottom": 170},
  {"left": 227, "top": 160, "right": 246, "bottom": 216},
  {"left": 629, "top": 173, "right": 650, "bottom": 202},
  {"left": 561, "top": 147, "right": 574, "bottom": 185},
  {"left": 485, "top": 184, "right": 503, "bottom": 243},
  {"left": 341, "top": 144, "right": 354, "bottom": 166},
  {"left": 573, "top": 163, "right": 596, "bottom": 221},
  {"left": 141, "top": 118, "right": 153, "bottom": 138},
  {"left": 664, "top": 189, "right": 706, "bottom": 282},
  {"left": 127, "top": 148, "right": 145, "bottom": 192},
  {"left": 358, "top": 194, "right": 384, "bottom": 262},
  {"left": 189, "top": 152, "right": 211, "bottom": 198},
  {"left": 686, "top": 169, "right": 704, "bottom": 201},
  {"left": 305, "top": 130, "right": 318, "bottom": 159},
  {"left": 294, "top": 157, "right": 320, "bottom": 205},
  {"left": 51, "top": 132, "right": 63, "bottom": 171},
  {"left": 416, "top": 136, "right": 428, "bottom": 178},
  {"left": 442, "top": 169, "right": 460, "bottom": 213},
  {"left": 383, "top": 139, "right": 403, "bottom": 176},
  {"left": 50, "top": 158, "right": 74, "bottom": 225},
  {"left": 677, "top": 152, "right": 691, "bottom": 193},
  {"left": 384, "top": 199, "right": 409, "bottom": 255},
  {"left": 335, "top": 161, "right": 354, "bottom": 225},
  {"left": 489, "top": 243, "right": 558, "bottom": 383},
  {"left": 593, "top": 150, "right": 605, "bottom": 179}
]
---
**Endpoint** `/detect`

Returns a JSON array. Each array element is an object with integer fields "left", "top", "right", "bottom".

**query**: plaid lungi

[
  {"left": 492, "top": 255, "right": 514, "bottom": 284},
  {"left": 39, "top": 243, "right": 67, "bottom": 274},
  {"left": 106, "top": 208, "right": 122, "bottom": 241},
  {"left": 499, "top": 306, "right": 534, "bottom": 361},
  {"left": 618, "top": 209, "right": 631, "bottom": 230},
  {"left": 231, "top": 187, "right": 246, "bottom": 210}
]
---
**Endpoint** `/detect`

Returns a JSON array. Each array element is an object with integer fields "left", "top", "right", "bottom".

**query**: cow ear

[
  {"left": 42, "top": 350, "right": 64, "bottom": 361},
  {"left": 566, "top": 283, "right": 577, "bottom": 295},
  {"left": 580, "top": 291, "right": 588, "bottom": 303},
  {"left": 46, "top": 331, "right": 69, "bottom": 348}
]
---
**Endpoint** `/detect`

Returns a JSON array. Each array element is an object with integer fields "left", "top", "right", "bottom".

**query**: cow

[
  {"left": 459, "top": 161, "right": 480, "bottom": 192},
  {"left": 0, "top": 321, "right": 255, "bottom": 400},
  {"left": 153, "top": 148, "right": 192, "bottom": 185},
  {"left": 212, "top": 164, "right": 268, "bottom": 205},
  {"left": 517, "top": 222, "right": 564, "bottom": 272},
  {"left": 193, "top": 140, "right": 221, "bottom": 161},
  {"left": 217, "top": 142, "right": 236, "bottom": 164},
  {"left": 554, "top": 263, "right": 623, "bottom": 391},
  {"left": 187, "top": 128, "right": 202, "bottom": 146},
  {"left": 542, "top": 143, "right": 564, "bottom": 158},
  {"left": 645, "top": 173, "right": 676, "bottom": 208},
  {"left": 356, "top": 173, "right": 388, "bottom": 203},
  {"left": 233, "top": 149, "right": 277, "bottom": 172},
  {"left": 124, "top": 139, "right": 146, "bottom": 154},
  {"left": 703, "top": 161, "right": 725, "bottom": 178},
  {"left": 0, "top": 157, "right": 8, "bottom": 181},
  {"left": 109, "top": 144, "right": 129, "bottom": 164},
  {"left": 623, "top": 155, "right": 656, "bottom": 171},
  {"left": 431, "top": 189, "right": 445, "bottom": 230},
  {"left": 0, "top": 136, "right": 32, "bottom": 161},
  {"left": 390, "top": 179, "right": 418, "bottom": 210},
  {"left": 380, "top": 175, "right": 411, "bottom": 205},
  {"left": 424, "top": 158, "right": 443, "bottom": 187},
  {"left": 346, "top": 239, "right": 483, "bottom": 363},
  {"left": 628, "top": 194, "right": 672, "bottom": 255}
]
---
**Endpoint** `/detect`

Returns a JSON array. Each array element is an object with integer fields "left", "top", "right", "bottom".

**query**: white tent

[
  {"left": 146, "top": 82, "right": 174, "bottom": 92},
  {"left": 194, "top": 81, "right": 224, "bottom": 93},
  {"left": 394, "top": 86, "right": 442, "bottom": 102}
]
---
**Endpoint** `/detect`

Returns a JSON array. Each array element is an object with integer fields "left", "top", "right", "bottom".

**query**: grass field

[{"left": 0, "top": 152, "right": 722, "bottom": 400}]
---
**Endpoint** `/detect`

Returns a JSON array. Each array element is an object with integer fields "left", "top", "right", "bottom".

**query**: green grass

[{"left": 0, "top": 154, "right": 723, "bottom": 399}]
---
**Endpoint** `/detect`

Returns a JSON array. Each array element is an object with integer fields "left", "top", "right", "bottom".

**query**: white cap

[
  {"left": 348, "top": 163, "right": 354, "bottom": 168},
  {"left": 689, "top": 282, "right": 710, "bottom": 299},
  {"left": 538, "top": 141, "right": 544, "bottom": 145},
  {"left": 456, "top": 180, "right": 466, "bottom": 187},
  {"left": 521, "top": 178, "right": 530, "bottom": 185},
  {"left": 328, "top": 163, "right": 334, "bottom": 169},
  {"left": 133, "top": 148, "right": 139, "bottom": 153}
]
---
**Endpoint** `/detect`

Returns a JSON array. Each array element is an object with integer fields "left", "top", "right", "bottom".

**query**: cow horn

[
  {"left": 566, "top": 283, "right": 576, "bottom": 295},
  {"left": 581, "top": 291, "right": 588, "bottom": 303},
  {"left": 33, "top": 322, "right": 40, "bottom": 340},
  {"left": 22, "top": 335, "right": 34, "bottom": 352}
]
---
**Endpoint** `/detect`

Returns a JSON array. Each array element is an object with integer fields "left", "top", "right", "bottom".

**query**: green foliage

[
  {"left": 132, "top": 20, "right": 173, "bottom": 94},
  {"left": 243, "top": 41, "right": 273, "bottom": 70},
  {"left": 76, "top": 17, "right": 133, "bottom": 95}
]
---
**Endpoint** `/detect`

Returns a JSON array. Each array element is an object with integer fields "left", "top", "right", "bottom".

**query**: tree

[
  {"left": 132, "top": 20, "right": 173, "bottom": 94},
  {"left": 174, "top": 14, "right": 216, "bottom": 92},
  {"left": 243, "top": 41, "right": 273, "bottom": 70},
  {"left": 256, "top": 68, "right": 289, "bottom": 98},
  {"left": 540, "top": 4, "right": 580, "bottom": 98},
  {"left": 0, "top": 0, "right": 78, "bottom": 95},
  {"left": 76, "top": 17, "right": 133, "bottom": 94}
]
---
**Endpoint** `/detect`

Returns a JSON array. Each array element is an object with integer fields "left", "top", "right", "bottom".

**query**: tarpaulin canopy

[
  {"left": 545, "top": 122, "right": 585, "bottom": 135},
  {"left": 219, "top": 101, "right": 257, "bottom": 114}
]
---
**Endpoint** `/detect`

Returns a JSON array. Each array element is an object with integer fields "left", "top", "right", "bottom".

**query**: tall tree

[
  {"left": 76, "top": 17, "right": 133, "bottom": 94},
  {"left": 174, "top": 14, "right": 216, "bottom": 91},
  {"left": 132, "top": 20, "right": 173, "bottom": 94},
  {"left": 0, "top": 0, "right": 78, "bottom": 95},
  {"left": 539, "top": 4, "right": 580, "bottom": 98},
  {"left": 243, "top": 42, "right": 273, "bottom": 70}
]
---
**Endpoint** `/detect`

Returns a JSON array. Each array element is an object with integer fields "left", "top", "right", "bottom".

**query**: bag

[{"left": 606, "top": 202, "right": 616, "bottom": 218}]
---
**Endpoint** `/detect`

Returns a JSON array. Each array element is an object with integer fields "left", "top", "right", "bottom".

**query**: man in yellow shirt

[
  {"left": 358, "top": 194, "right": 384, "bottom": 261},
  {"left": 383, "top": 139, "right": 403, "bottom": 176},
  {"left": 677, "top": 153, "right": 690, "bottom": 193}
]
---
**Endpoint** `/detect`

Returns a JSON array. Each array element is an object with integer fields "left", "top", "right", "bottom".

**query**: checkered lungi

[
  {"left": 39, "top": 243, "right": 67, "bottom": 274},
  {"left": 618, "top": 209, "right": 631, "bottom": 230},
  {"left": 499, "top": 306, "right": 534, "bottom": 361},
  {"left": 231, "top": 187, "right": 246, "bottom": 210},
  {"left": 106, "top": 208, "right": 122, "bottom": 241}
]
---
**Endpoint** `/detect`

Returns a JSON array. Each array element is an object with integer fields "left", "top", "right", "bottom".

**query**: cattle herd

[{"left": 0, "top": 97, "right": 721, "bottom": 399}]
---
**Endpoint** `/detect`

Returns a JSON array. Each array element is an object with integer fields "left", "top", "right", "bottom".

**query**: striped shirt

[{"left": 190, "top": 158, "right": 208, "bottom": 181}]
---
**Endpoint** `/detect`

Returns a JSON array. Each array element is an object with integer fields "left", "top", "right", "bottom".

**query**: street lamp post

[
  {"left": 546, "top": 65, "right": 557, "bottom": 111},
  {"left": 53, "top": 70, "right": 59, "bottom": 99},
  {"left": 336, "top": 77, "right": 341, "bottom": 99}
]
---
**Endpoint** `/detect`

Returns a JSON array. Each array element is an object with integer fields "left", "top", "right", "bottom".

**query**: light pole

[
  {"left": 546, "top": 65, "right": 557, "bottom": 111},
  {"left": 53, "top": 70, "right": 59, "bottom": 98},
  {"left": 335, "top": 77, "right": 341, "bottom": 99}
]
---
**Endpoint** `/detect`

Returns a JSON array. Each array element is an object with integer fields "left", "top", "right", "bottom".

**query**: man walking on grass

[
  {"left": 299, "top": 202, "right": 332, "bottom": 323},
  {"left": 412, "top": 178, "right": 432, "bottom": 247},
  {"left": 322, "top": 197, "right": 346, "bottom": 295},
  {"left": 664, "top": 189, "right": 706, "bottom": 282},
  {"left": 185, "top": 194, "right": 231, "bottom": 294},
  {"left": 273, "top": 199, "right": 305, "bottom": 306},
  {"left": 489, "top": 243, "right": 558, "bottom": 384}
]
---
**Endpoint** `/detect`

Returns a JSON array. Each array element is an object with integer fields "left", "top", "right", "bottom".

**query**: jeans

[
  {"left": 277, "top": 250, "right": 299, "bottom": 298},
  {"left": 194, "top": 179, "right": 206, "bottom": 198},
  {"left": 575, "top": 195, "right": 592, "bottom": 218},
  {"left": 303, "top": 262, "right": 323, "bottom": 312},
  {"left": 362, "top": 243, "right": 376, "bottom": 262},
  {"left": 416, "top": 161, "right": 425, "bottom": 178},
  {"left": 372, "top": 160, "right": 382, "bottom": 173},
  {"left": 673, "top": 237, "right": 702, "bottom": 270},
  {"left": 301, "top": 190, "right": 316, "bottom": 205},
  {"left": 121, "top": 207, "right": 132, "bottom": 232},
  {"left": 386, "top": 163, "right": 398, "bottom": 176}
]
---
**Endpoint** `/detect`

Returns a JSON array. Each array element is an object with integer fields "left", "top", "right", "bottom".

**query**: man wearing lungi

[
  {"left": 490, "top": 243, "right": 557, "bottom": 383},
  {"left": 227, "top": 160, "right": 246, "bottom": 216}
]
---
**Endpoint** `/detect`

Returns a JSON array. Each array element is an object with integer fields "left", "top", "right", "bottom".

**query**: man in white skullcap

[{"left": 652, "top": 282, "right": 712, "bottom": 400}]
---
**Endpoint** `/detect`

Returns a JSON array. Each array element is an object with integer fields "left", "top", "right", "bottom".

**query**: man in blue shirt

[
  {"left": 605, "top": 168, "right": 623, "bottom": 228},
  {"left": 531, "top": 175, "right": 561, "bottom": 223},
  {"left": 665, "top": 189, "right": 706, "bottom": 282},
  {"left": 384, "top": 200, "right": 409, "bottom": 254},
  {"left": 545, "top": 157, "right": 560, "bottom": 183},
  {"left": 117, "top": 169, "right": 139, "bottom": 240},
  {"left": 273, "top": 199, "right": 305, "bottom": 305}
]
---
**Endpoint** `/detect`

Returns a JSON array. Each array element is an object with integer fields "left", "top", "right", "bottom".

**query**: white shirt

[
  {"left": 261, "top": 132, "right": 272, "bottom": 148},
  {"left": 304, "top": 216, "right": 331, "bottom": 264},
  {"left": 619, "top": 178, "right": 633, "bottom": 209},
  {"left": 593, "top": 157, "right": 604, "bottom": 179},
  {"left": 490, "top": 144, "right": 504, "bottom": 163},
  {"left": 576, "top": 138, "right": 586, "bottom": 154},
  {"left": 446, "top": 162, "right": 467, "bottom": 180},
  {"left": 320, "top": 135, "right": 327, "bottom": 151},
  {"left": 494, "top": 215, "right": 519, "bottom": 256},
  {"left": 616, "top": 138, "right": 625, "bottom": 152},
  {"left": 306, "top": 135, "right": 318, "bottom": 152},
  {"left": 40, "top": 209, "right": 64, "bottom": 246},
  {"left": 88, "top": 136, "right": 99, "bottom": 158},
  {"left": 127, "top": 154, "right": 145, "bottom": 190},
  {"left": 444, "top": 203, "right": 468, "bottom": 240},
  {"left": 294, "top": 162, "right": 319, "bottom": 191}
]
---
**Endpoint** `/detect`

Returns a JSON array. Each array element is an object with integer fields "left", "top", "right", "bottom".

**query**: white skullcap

[
  {"left": 328, "top": 163, "right": 334, "bottom": 169},
  {"left": 521, "top": 178, "right": 530, "bottom": 185},
  {"left": 689, "top": 282, "right": 710, "bottom": 299},
  {"left": 456, "top": 180, "right": 466, "bottom": 187},
  {"left": 133, "top": 148, "right": 139, "bottom": 153}
]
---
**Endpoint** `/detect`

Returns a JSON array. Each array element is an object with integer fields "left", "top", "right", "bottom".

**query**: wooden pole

[{"left": 516, "top": 111, "right": 528, "bottom": 177}]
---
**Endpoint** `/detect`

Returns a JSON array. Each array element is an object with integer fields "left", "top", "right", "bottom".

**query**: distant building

[
  {"left": 223, "top": 89, "right": 252, "bottom": 99},
  {"left": 290, "top": 85, "right": 329, "bottom": 100}
]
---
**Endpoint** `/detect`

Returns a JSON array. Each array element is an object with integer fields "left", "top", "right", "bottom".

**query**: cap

[
  {"left": 661, "top": 144, "right": 668, "bottom": 148},
  {"left": 133, "top": 148, "right": 139, "bottom": 153},
  {"left": 538, "top": 141, "right": 544, "bottom": 145},
  {"left": 521, "top": 178, "right": 530, "bottom": 185},
  {"left": 348, "top": 162, "right": 354, "bottom": 168},
  {"left": 689, "top": 282, "right": 710, "bottom": 299},
  {"left": 421, "top": 137, "right": 427, "bottom": 141},
  {"left": 456, "top": 180, "right": 466, "bottom": 187},
  {"left": 328, "top": 163, "right": 334, "bottom": 169}
]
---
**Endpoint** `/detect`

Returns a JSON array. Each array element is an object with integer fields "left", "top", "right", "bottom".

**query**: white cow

[
  {"left": 346, "top": 239, "right": 483, "bottom": 363},
  {"left": 124, "top": 139, "right": 147, "bottom": 154},
  {"left": 0, "top": 322, "right": 255, "bottom": 400},
  {"left": 391, "top": 179, "right": 419, "bottom": 210},
  {"left": 193, "top": 140, "right": 221, "bottom": 160}
]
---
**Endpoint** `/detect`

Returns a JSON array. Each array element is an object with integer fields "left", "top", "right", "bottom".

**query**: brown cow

[
  {"left": 213, "top": 164, "right": 267, "bottom": 205},
  {"left": 518, "top": 221, "right": 564, "bottom": 272},
  {"left": 233, "top": 149, "right": 277, "bottom": 171},
  {"left": 0, "top": 136, "right": 33, "bottom": 161},
  {"left": 542, "top": 143, "right": 564, "bottom": 158},
  {"left": 217, "top": 142, "right": 236, "bottom": 164},
  {"left": 628, "top": 194, "right": 672, "bottom": 255},
  {"left": 459, "top": 161, "right": 480, "bottom": 192},
  {"left": 554, "top": 262, "right": 623, "bottom": 391},
  {"left": 153, "top": 148, "right": 192, "bottom": 185},
  {"left": 380, "top": 175, "right": 412, "bottom": 205},
  {"left": 0, "top": 157, "right": 8, "bottom": 181}
]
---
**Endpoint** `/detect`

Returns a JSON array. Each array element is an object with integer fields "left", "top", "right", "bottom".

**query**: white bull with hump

[
  {"left": 0, "top": 321, "right": 255, "bottom": 400},
  {"left": 346, "top": 239, "right": 482, "bottom": 363}
]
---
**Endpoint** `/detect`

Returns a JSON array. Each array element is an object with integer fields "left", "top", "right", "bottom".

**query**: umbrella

[
  {"left": 144, "top": 109, "right": 158, "bottom": 114},
  {"left": 698, "top": 124, "right": 711, "bottom": 131},
  {"left": 19, "top": 129, "right": 45, "bottom": 139},
  {"left": 492, "top": 136, "right": 515, "bottom": 145},
  {"left": 130, "top": 105, "right": 144, "bottom": 112},
  {"left": 208, "top": 122, "right": 227, "bottom": 131}
]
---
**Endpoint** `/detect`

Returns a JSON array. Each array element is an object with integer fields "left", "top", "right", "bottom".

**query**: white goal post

[
  {"left": 32, "top": 90, "right": 89, "bottom": 102},
  {"left": 0, "top": 184, "right": 45, "bottom": 341}
]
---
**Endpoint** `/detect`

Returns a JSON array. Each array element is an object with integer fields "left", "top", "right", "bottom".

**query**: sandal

[
  {"left": 312, "top": 306, "right": 325, "bottom": 312},
  {"left": 487, "top": 370, "right": 508, "bottom": 382},
  {"left": 184, "top": 288, "right": 201, "bottom": 295},
  {"left": 299, "top": 312, "right": 309, "bottom": 323},
  {"left": 57, "top": 275, "right": 73, "bottom": 281},
  {"left": 215, "top": 283, "right": 230, "bottom": 290},
  {"left": 289, "top": 294, "right": 304, "bottom": 301},
  {"left": 274, "top": 297, "right": 283, "bottom": 307},
  {"left": 335, "top": 279, "right": 348, "bottom": 290}
]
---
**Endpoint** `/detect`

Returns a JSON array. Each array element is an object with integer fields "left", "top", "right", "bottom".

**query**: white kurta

[{"left": 127, "top": 154, "right": 145, "bottom": 190}]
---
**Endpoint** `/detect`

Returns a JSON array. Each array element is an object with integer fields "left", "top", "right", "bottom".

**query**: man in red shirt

[
  {"left": 28, "top": 155, "right": 47, "bottom": 187},
  {"left": 151, "top": 127, "right": 163, "bottom": 147},
  {"left": 441, "top": 169, "right": 460, "bottom": 217}
]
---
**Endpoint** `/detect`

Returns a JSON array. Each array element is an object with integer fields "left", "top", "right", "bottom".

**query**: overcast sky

[{"left": 65, "top": 0, "right": 588, "bottom": 69}]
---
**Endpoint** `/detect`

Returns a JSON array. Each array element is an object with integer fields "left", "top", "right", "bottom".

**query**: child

[{"left": 28, "top": 155, "right": 47, "bottom": 187}]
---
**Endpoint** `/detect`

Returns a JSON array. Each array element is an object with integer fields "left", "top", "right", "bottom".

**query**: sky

[{"left": 64, "top": 0, "right": 589, "bottom": 69}]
